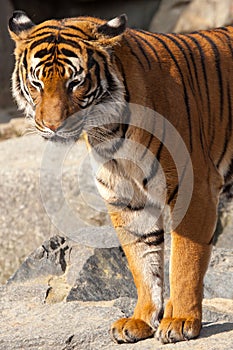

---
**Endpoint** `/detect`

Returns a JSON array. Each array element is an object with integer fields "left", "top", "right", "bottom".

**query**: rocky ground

[{"left": 1, "top": 233, "right": 233, "bottom": 350}]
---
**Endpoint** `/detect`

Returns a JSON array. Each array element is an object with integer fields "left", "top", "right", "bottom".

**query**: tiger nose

[{"left": 43, "top": 120, "right": 61, "bottom": 131}]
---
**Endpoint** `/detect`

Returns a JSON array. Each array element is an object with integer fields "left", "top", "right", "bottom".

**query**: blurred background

[{"left": 1, "top": 0, "right": 233, "bottom": 284}]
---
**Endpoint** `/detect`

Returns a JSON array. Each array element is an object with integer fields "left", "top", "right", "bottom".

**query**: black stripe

[
  {"left": 34, "top": 51, "right": 79, "bottom": 75},
  {"left": 135, "top": 30, "right": 162, "bottom": 67},
  {"left": 86, "top": 49, "right": 116, "bottom": 97},
  {"left": 177, "top": 34, "right": 204, "bottom": 104},
  {"left": 87, "top": 48, "right": 95, "bottom": 69},
  {"left": 187, "top": 34, "right": 211, "bottom": 134},
  {"left": 114, "top": 55, "right": 130, "bottom": 102},
  {"left": 30, "top": 31, "right": 57, "bottom": 39},
  {"left": 168, "top": 184, "right": 178, "bottom": 205},
  {"left": 198, "top": 119, "right": 206, "bottom": 153},
  {"left": 144, "top": 235, "right": 164, "bottom": 246},
  {"left": 143, "top": 116, "right": 166, "bottom": 185},
  {"left": 19, "top": 64, "right": 30, "bottom": 98},
  {"left": 60, "top": 48, "right": 78, "bottom": 58},
  {"left": 129, "top": 32, "right": 151, "bottom": 69},
  {"left": 108, "top": 201, "right": 146, "bottom": 211},
  {"left": 140, "top": 133, "right": 155, "bottom": 161},
  {"left": 217, "top": 81, "right": 232, "bottom": 168},
  {"left": 57, "top": 36, "right": 81, "bottom": 49},
  {"left": 127, "top": 203, "right": 145, "bottom": 211},
  {"left": 36, "top": 56, "right": 77, "bottom": 76},
  {"left": 139, "top": 229, "right": 164, "bottom": 245},
  {"left": 22, "top": 49, "right": 28, "bottom": 71},
  {"left": 176, "top": 35, "right": 206, "bottom": 152},
  {"left": 153, "top": 34, "right": 193, "bottom": 151},
  {"left": 163, "top": 33, "right": 195, "bottom": 94},
  {"left": 64, "top": 25, "right": 93, "bottom": 40},
  {"left": 214, "top": 30, "right": 233, "bottom": 58},
  {"left": 140, "top": 229, "right": 164, "bottom": 240},
  {"left": 57, "top": 57, "right": 77, "bottom": 69},
  {"left": 123, "top": 36, "right": 145, "bottom": 70},
  {"left": 196, "top": 33, "right": 224, "bottom": 121},
  {"left": 32, "top": 25, "right": 62, "bottom": 33},
  {"left": 214, "top": 27, "right": 229, "bottom": 32},
  {"left": 30, "top": 35, "right": 56, "bottom": 50},
  {"left": 97, "top": 51, "right": 118, "bottom": 92},
  {"left": 168, "top": 154, "right": 190, "bottom": 205},
  {"left": 34, "top": 48, "right": 49, "bottom": 58},
  {"left": 86, "top": 50, "right": 101, "bottom": 91},
  {"left": 87, "top": 106, "right": 130, "bottom": 156},
  {"left": 61, "top": 32, "right": 85, "bottom": 39},
  {"left": 30, "top": 34, "right": 81, "bottom": 50}
]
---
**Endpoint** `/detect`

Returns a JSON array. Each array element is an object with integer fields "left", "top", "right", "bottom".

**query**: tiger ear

[
  {"left": 8, "top": 10, "right": 35, "bottom": 41},
  {"left": 97, "top": 14, "right": 127, "bottom": 40}
]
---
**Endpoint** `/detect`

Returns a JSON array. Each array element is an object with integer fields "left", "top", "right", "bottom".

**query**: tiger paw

[
  {"left": 156, "top": 317, "right": 201, "bottom": 344},
  {"left": 110, "top": 317, "right": 155, "bottom": 344}
]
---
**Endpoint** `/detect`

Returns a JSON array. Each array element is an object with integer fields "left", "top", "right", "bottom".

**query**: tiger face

[{"left": 9, "top": 11, "right": 127, "bottom": 142}]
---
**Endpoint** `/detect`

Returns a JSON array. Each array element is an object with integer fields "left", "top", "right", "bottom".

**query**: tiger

[{"left": 8, "top": 10, "right": 233, "bottom": 344}]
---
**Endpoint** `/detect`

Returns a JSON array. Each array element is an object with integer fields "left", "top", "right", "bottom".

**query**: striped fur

[{"left": 9, "top": 11, "right": 233, "bottom": 344}]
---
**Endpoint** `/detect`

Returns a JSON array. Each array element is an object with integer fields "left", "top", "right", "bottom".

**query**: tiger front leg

[{"left": 109, "top": 211, "right": 165, "bottom": 344}]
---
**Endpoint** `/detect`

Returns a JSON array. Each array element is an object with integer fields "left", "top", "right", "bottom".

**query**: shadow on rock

[{"left": 201, "top": 322, "right": 233, "bottom": 338}]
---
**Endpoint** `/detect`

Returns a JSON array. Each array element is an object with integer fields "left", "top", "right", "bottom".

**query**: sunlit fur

[{"left": 9, "top": 11, "right": 233, "bottom": 344}]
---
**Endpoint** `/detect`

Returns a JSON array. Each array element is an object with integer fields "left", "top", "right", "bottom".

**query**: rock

[
  {"left": 149, "top": 0, "right": 233, "bottom": 33},
  {"left": 67, "top": 245, "right": 137, "bottom": 302},
  {"left": 173, "top": 0, "right": 233, "bottom": 33},
  {"left": 149, "top": 0, "right": 189, "bottom": 33},
  {"left": 0, "top": 107, "right": 22, "bottom": 124},
  {"left": 1, "top": 278, "right": 233, "bottom": 349},
  {"left": 8, "top": 233, "right": 233, "bottom": 304},
  {"left": 204, "top": 248, "right": 233, "bottom": 299},
  {"left": 0, "top": 117, "right": 28, "bottom": 140},
  {"left": 8, "top": 234, "right": 137, "bottom": 303},
  {"left": 3, "top": 238, "right": 233, "bottom": 349},
  {"left": 0, "top": 135, "right": 110, "bottom": 284},
  {"left": 215, "top": 185, "right": 233, "bottom": 248}
]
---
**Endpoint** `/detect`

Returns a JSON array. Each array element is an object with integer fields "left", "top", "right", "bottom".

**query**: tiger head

[{"left": 9, "top": 11, "right": 127, "bottom": 142}]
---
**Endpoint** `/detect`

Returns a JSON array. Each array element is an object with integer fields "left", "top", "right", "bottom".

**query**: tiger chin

[{"left": 9, "top": 10, "right": 233, "bottom": 345}]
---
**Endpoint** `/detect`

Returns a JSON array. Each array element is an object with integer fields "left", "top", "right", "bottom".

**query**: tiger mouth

[
  {"left": 35, "top": 114, "right": 85, "bottom": 143},
  {"left": 41, "top": 127, "right": 83, "bottom": 143}
]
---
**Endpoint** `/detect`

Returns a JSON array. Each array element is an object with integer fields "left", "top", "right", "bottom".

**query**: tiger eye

[{"left": 68, "top": 79, "right": 84, "bottom": 93}]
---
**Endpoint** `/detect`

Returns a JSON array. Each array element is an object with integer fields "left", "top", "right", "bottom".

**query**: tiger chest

[{"left": 91, "top": 155, "right": 166, "bottom": 234}]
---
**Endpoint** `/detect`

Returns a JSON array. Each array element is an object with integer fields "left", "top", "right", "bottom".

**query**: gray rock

[
  {"left": 204, "top": 248, "right": 233, "bottom": 299},
  {"left": 0, "top": 135, "right": 110, "bottom": 283},
  {"left": 8, "top": 233, "right": 233, "bottom": 305},
  {"left": 1, "top": 280, "right": 233, "bottom": 349},
  {"left": 215, "top": 185, "right": 233, "bottom": 248},
  {"left": 67, "top": 246, "right": 137, "bottom": 302},
  {"left": 149, "top": 0, "right": 233, "bottom": 33},
  {"left": 7, "top": 236, "right": 69, "bottom": 284},
  {"left": 173, "top": 0, "right": 233, "bottom": 33},
  {"left": 149, "top": 0, "right": 189, "bottom": 33},
  {"left": 8, "top": 234, "right": 137, "bottom": 303}
]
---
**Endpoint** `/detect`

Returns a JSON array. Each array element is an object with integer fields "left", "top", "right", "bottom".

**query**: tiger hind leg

[
  {"left": 157, "top": 234, "right": 212, "bottom": 343},
  {"left": 157, "top": 182, "right": 218, "bottom": 344},
  {"left": 110, "top": 226, "right": 164, "bottom": 344}
]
